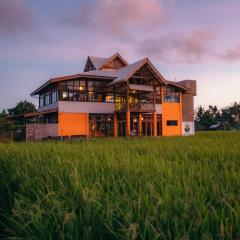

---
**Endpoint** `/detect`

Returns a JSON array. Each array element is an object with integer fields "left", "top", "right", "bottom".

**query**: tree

[
  {"left": 0, "top": 109, "right": 7, "bottom": 117},
  {"left": 195, "top": 102, "right": 240, "bottom": 131},
  {"left": 0, "top": 109, "right": 12, "bottom": 135},
  {"left": 195, "top": 105, "right": 220, "bottom": 130},
  {"left": 221, "top": 102, "right": 240, "bottom": 129},
  {"left": 7, "top": 100, "right": 36, "bottom": 116}
]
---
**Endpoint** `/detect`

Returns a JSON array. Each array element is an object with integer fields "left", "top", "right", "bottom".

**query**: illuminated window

[
  {"left": 105, "top": 94, "right": 114, "bottom": 102},
  {"left": 62, "top": 91, "right": 68, "bottom": 99},
  {"left": 88, "top": 91, "right": 94, "bottom": 101}
]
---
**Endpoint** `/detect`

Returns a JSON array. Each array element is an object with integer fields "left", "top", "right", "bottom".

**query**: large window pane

[{"left": 62, "top": 91, "right": 68, "bottom": 100}]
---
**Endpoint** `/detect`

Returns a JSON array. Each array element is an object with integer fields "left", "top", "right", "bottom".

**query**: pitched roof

[
  {"left": 31, "top": 71, "right": 115, "bottom": 96},
  {"left": 100, "top": 53, "right": 128, "bottom": 69},
  {"left": 166, "top": 80, "right": 191, "bottom": 92},
  {"left": 107, "top": 58, "right": 167, "bottom": 86},
  {"left": 85, "top": 53, "right": 128, "bottom": 72},
  {"left": 81, "top": 69, "right": 117, "bottom": 78},
  {"left": 108, "top": 59, "right": 146, "bottom": 85},
  {"left": 31, "top": 54, "right": 191, "bottom": 96},
  {"left": 88, "top": 56, "right": 108, "bottom": 70}
]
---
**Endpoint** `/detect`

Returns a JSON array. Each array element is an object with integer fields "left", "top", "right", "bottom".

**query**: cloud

[
  {"left": 136, "top": 29, "right": 216, "bottom": 63},
  {"left": 60, "top": 0, "right": 167, "bottom": 38},
  {"left": 218, "top": 45, "right": 240, "bottom": 61},
  {"left": 0, "top": 0, "right": 34, "bottom": 37}
]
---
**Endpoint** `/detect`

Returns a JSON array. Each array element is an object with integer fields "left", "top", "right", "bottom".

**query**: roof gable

[
  {"left": 84, "top": 56, "right": 107, "bottom": 72},
  {"left": 84, "top": 53, "right": 128, "bottom": 72},
  {"left": 100, "top": 53, "right": 128, "bottom": 70},
  {"left": 108, "top": 58, "right": 167, "bottom": 86}
]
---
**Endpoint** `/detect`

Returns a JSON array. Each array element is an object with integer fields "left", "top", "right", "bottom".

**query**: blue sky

[{"left": 0, "top": 0, "right": 239, "bottom": 111}]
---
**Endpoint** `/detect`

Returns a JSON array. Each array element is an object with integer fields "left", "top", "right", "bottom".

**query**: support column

[
  {"left": 126, "top": 111, "right": 131, "bottom": 137},
  {"left": 114, "top": 113, "right": 118, "bottom": 137},
  {"left": 86, "top": 113, "right": 89, "bottom": 137},
  {"left": 153, "top": 111, "right": 157, "bottom": 137},
  {"left": 179, "top": 92, "right": 183, "bottom": 136},
  {"left": 138, "top": 114, "right": 142, "bottom": 136}
]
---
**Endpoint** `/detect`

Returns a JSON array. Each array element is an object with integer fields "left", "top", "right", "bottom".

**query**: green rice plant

[{"left": 0, "top": 132, "right": 240, "bottom": 239}]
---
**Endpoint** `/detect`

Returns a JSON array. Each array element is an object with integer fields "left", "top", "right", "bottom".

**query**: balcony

[{"left": 115, "top": 101, "right": 154, "bottom": 112}]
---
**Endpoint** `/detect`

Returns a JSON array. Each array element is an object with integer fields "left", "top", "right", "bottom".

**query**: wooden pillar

[
  {"left": 114, "top": 113, "right": 118, "bottom": 137},
  {"left": 153, "top": 83, "right": 156, "bottom": 111},
  {"left": 179, "top": 92, "right": 183, "bottom": 136},
  {"left": 153, "top": 111, "right": 157, "bottom": 137},
  {"left": 138, "top": 113, "right": 142, "bottom": 136},
  {"left": 126, "top": 81, "right": 129, "bottom": 111},
  {"left": 126, "top": 111, "right": 130, "bottom": 137},
  {"left": 86, "top": 113, "right": 89, "bottom": 137}
]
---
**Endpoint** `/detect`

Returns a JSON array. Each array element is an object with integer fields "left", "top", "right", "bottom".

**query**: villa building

[{"left": 25, "top": 53, "right": 196, "bottom": 140}]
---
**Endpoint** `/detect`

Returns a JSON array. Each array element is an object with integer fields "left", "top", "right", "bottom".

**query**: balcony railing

[{"left": 115, "top": 101, "right": 154, "bottom": 112}]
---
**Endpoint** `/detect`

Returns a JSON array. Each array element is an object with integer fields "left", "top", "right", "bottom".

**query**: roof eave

[{"left": 31, "top": 74, "right": 116, "bottom": 96}]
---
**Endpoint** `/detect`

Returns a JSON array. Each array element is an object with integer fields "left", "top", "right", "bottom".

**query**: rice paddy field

[{"left": 0, "top": 132, "right": 240, "bottom": 239}]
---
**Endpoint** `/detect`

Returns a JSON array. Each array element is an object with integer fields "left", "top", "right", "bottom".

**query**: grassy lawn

[{"left": 0, "top": 132, "right": 240, "bottom": 239}]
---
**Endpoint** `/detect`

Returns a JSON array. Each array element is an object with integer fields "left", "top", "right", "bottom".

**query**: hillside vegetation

[{"left": 0, "top": 132, "right": 240, "bottom": 239}]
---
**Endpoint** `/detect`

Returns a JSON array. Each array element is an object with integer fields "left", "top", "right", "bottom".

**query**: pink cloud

[
  {"left": 60, "top": 0, "right": 167, "bottom": 38},
  {"left": 219, "top": 45, "right": 240, "bottom": 61},
  {"left": 136, "top": 29, "right": 216, "bottom": 63},
  {"left": 0, "top": 0, "right": 34, "bottom": 36}
]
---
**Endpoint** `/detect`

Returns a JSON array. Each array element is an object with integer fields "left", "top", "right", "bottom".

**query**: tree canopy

[
  {"left": 7, "top": 100, "right": 36, "bottom": 116},
  {"left": 195, "top": 102, "right": 240, "bottom": 130},
  {"left": 0, "top": 101, "right": 36, "bottom": 135}
]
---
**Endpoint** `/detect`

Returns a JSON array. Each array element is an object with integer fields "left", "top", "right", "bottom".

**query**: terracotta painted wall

[
  {"left": 58, "top": 112, "right": 89, "bottom": 137},
  {"left": 162, "top": 91, "right": 182, "bottom": 136}
]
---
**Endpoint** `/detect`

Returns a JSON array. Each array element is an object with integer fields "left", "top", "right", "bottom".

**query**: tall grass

[{"left": 0, "top": 132, "right": 240, "bottom": 239}]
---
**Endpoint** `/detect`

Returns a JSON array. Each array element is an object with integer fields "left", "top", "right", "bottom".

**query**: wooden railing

[{"left": 115, "top": 102, "right": 154, "bottom": 112}]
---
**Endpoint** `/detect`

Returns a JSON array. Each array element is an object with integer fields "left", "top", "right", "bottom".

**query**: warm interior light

[
  {"left": 62, "top": 92, "right": 68, "bottom": 98},
  {"left": 141, "top": 117, "right": 144, "bottom": 121},
  {"left": 79, "top": 86, "right": 83, "bottom": 91}
]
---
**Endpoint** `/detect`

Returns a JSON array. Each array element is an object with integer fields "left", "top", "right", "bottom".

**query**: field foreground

[{"left": 0, "top": 132, "right": 240, "bottom": 239}]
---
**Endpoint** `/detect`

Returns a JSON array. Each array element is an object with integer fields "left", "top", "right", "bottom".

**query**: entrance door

[
  {"left": 142, "top": 114, "right": 153, "bottom": 136},
  {"left": 118, "top": 121, "right": 126, "bottom": 137}
]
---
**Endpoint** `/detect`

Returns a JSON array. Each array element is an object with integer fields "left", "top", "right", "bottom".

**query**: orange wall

[
  {"left": 162, "top": 92, "right": 182, "bottom": 136},
  {"left": 58, "top": 112, "right": 89, "bottom": 137}
]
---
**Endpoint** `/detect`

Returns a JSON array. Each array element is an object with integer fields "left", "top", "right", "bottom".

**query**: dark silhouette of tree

[
  {"left": 0, "top": 101, "right": 36, "bottom": 135},
  {"left": 7, "top": 100, "right": 36, "bottom": 116},
  {"left": 195, "top": 102, "right": 240, "bottom": 131}
]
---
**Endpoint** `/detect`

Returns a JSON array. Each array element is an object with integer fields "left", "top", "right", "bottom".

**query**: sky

[{"left": 0, "top": 0, "right": 239, "bottom": 111}]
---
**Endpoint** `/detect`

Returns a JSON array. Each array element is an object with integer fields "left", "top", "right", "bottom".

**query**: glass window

[
  {"left": 52, "top": 90, "right": 58, "bottom": 103},
  {"left": 40, "top": 95, "right": 44, "bottom": 107},
  {"left": 45, "top": 94, "right": 50, "bottom": 105},
  {"left": 105, "top": 94, "right": 114, "bottom": 102},
  {"left": 88, "top": 91, "right": 94, "bottom": 101},
  {"left": 67, "top": 81, "right": 73, "bottom": 86},
  {"left": 164, "top": 87, "right": 180, "bottom": 103},
  {"left": 62, "top": 91, "right": 68, "bottom": 100},
  {"left": 79, "top": 81, "right": 86, "bottom": 91},
  {"left": 80, "top": 92, "right": 86, "bottom": 101},
  {"left": 69, "top": 91, "right": 74, "bottom": 101},
  {"left": 167, "top": 120, "right": 178, "bottom": 126}
]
